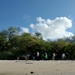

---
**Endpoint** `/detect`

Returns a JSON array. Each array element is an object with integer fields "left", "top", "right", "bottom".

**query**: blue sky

[{"left": 0, "top": 0, "right": 75, "bottom": 39}]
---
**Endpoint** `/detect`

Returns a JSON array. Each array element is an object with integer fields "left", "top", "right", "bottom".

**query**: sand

[{"left": 0, "top": 60, "right": 75, "bottom": 75}]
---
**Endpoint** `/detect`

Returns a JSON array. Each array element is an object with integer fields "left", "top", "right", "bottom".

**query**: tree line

[{"left": 0, "top": 26, "right": 75, "bottom": 60}]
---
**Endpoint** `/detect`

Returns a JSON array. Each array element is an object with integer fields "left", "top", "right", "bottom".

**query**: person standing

[
  {"left": 61, "top": 53, "right": 66, "bottom": 60},
  {"left": 52, "top": 53, "right": 56, "bottom": 60},
  {"left": 37, "top": 51, "right": 40, "bottom": 60},
  {"left": 45, "top": 52, "right": 48, "bottom": 60},
  {"left": 41, "top": 53, "right": 45, "bottom": 60}
]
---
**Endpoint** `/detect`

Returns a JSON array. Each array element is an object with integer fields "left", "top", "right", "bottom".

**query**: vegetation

[{"left": 0, "top": 26, "right": 75, "bottom": 60}]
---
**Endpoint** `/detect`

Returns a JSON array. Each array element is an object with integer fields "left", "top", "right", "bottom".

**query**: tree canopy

[{"left": 0, "top": 26, "right": 75, "bottom": 60}]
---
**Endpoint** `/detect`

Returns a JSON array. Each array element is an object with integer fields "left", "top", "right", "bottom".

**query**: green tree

[{"left": 35, "top": 32, "right": 42, "bottom": 38}]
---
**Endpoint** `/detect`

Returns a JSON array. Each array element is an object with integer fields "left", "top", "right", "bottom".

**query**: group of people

[
  {"left": 52, "top": 53, "right": 66, "bottom": 60},
  {"left": 17, "top": 52, "right": 67, "bottom": 60}
]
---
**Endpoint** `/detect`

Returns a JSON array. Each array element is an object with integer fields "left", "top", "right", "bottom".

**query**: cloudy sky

[{"left": 0, "top": 0, "right": 75, "bottom": 40}]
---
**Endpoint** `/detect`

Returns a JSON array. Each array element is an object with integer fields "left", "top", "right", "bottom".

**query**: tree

[
  {"left": 35, "top": 32, "right": 42, "bottom": 38},
  {"left": 0, "top": 30, "right": 8, "bottom": 51},
  {"left": 8, "top": 26, "right": 20, "bottom": 40}
]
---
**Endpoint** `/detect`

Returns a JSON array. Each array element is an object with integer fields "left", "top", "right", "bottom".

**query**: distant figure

[
  {"left": 45, "top": 53, "right": 48, "bottom": 60},
  {"left": 52, "top": 53, "right": 56, "bottom": 60},
  {"left": 17, "top": 56, "right": 20, "bottom": 60},
  {"left": 32, "top": 53, "right": 36, "bottom": 60},
  {"left": 37, "top": 52, "right": 39, "bottom": 57},
  {"left": 24, "top": 54, "right": 30, "bottom": 60},
  {"left": 61, "top": 53, "right": 66, "bottom": 60},
  {"left": 66, "top": 52, "right": 69, "bottom": 60},
  {"left": 37, "top": 52, "right": 40, "bottom": 60},
  {"left": 41, "top": 54, "right": 44, "bottom": 60}
]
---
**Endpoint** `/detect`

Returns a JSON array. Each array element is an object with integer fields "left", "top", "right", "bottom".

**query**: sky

[{"left": 0, "top": 0, "right": 75, "bottom": 40}]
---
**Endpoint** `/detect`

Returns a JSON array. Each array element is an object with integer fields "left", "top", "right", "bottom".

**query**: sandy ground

[{"left": 0, "top": 60, "right": 75, "bottom": 75}]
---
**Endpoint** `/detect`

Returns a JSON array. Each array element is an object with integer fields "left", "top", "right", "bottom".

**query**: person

[
  {"left": 41, "top": 53, "right": 45, "bottom": 60},
  {"left": 24, "top": 54, "right": 30, "bottom": 60},
  {"left": 37, "top": 51, "right": 40, "bottom": 60},
  {"left": 61, "top": 53, "right": 66, "bottom": 60},
  {"left": 32, "top": 53, "right": 36, "bottom": 60},
  {"left": 17, "top": 56, "right": 20, "bottom": 60},
  {"left": 52, "top": 53, "right": 56, "bottom": 60},
  {"left": 37, "top": 51, "right": 39, "bottom": 57},
  {"left": 45, "top": 52, "right": 48, "bottom": 60},
  {"left": 66, "top": 52, "right": 69, "bottom": 60}
]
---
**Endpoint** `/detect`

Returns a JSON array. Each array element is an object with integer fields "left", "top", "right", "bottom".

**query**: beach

[{"left": 0, "top": 60, "right": 75, "bottom": 75}]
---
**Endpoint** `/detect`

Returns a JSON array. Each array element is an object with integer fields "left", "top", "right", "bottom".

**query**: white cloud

[
  {"left": 30, "top": 17, "right": 74, "bottom": 40},
  {"left": 21, "top": 27, "right": 29, "bottom": 33}
]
